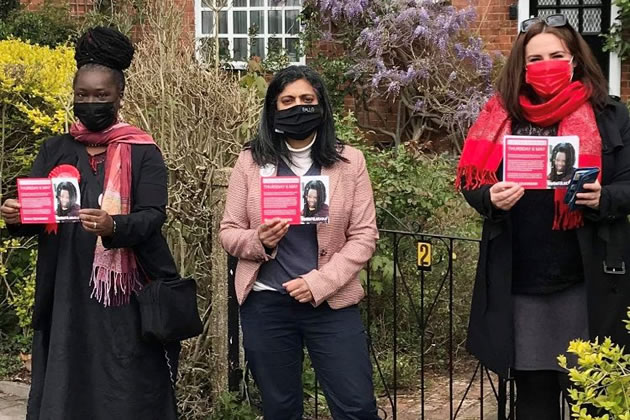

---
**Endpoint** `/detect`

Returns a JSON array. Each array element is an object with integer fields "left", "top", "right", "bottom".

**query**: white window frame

[{"left": 194, "top": 0, "right": 306, "bottom": 70}]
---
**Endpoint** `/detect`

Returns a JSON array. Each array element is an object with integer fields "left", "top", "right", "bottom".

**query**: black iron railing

[{"left": 226, "top": 228, "right": 519, "bottom": 419}]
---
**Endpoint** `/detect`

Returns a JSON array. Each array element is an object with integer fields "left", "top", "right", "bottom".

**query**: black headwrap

[{"left": 74, "top": 27, "right": 134, "bottom": 71}]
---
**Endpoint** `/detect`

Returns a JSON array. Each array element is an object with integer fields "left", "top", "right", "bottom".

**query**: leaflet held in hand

[
  {"left": 503, "top": 135, "right": 579, "bottom": 189},
  {"left": 17, "top": 177, "right": 81, "bottom": 224},
  {"left": 261, "top": 175, "right": 330, "bottom": 224}
]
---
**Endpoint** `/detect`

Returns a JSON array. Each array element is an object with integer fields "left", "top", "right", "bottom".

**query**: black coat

[
  {"left": 463, "top": 98, "right": 630, "bottom": 378},
  {"left": 8, "top": 135, "right": 180, "bottom": 420}
]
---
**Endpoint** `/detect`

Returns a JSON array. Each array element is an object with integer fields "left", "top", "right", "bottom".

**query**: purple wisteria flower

[
  {"left": 309, "top": 0, "right": 499, "bottom": 141},
  {"left": 310, "top": 0, "right": 371, "bottom": 22}
]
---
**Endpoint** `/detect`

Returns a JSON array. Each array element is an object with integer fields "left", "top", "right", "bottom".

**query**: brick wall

[
  {"left": 68, "top": 0, "right": 93, "bottom": 16},
  {"left": 175, "top": 0, "right": 196, "bottom": 43},
  {"left": 622, "top": 58, "right": 630, "bottom": 102},
  {"left": 344, "top": 96, "right": 400, "bottom": 144},
  {"left": 21, "top": 0, "right": 35, "bottom": 9},
  {"left": 22, "top": 0, "right": 43, "bottom": 10},
  {"left": 453, "top": 0, "right": 518, "bottom": 56},
  {"left": 21, "top": 0, "right": 93, "bottom": 15}
]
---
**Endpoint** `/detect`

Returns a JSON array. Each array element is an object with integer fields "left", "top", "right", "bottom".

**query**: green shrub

[
  {"left": 559, "top": 309, "right": 630, "bottom": 419},
  {"left": 603, "top": 0, "right": 630, "bottom": 59},
  {"left": 0, "top": 0, "right": 19, "bottom": 20},
  {"left": 209, "top": 392, "right": 260, "bottom": 420},
  {"left": 0, "top": 3, "right": 77, "bottom": 48},
  {"left": 0, "top": 39, "right": 74, "bottom": 378},
  {"left": 8, "top": 248, "right": 37, "bottom": 331},
  {"left": 336, "top": 112, "right": 480, "bottom": 235},
  {"left": 0, "top": 335, "right": 28, "bottom": 379},
  {"left": 336, "top": 112, "right": 481, "bottom": 389}
]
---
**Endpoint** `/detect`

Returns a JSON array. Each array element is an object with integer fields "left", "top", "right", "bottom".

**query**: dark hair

[
  {"left": 548, "top": 142, "right": 576, "bottom": 181},
  {"left": 302, "top": 180, "right": 327, "bottom": 217},
  {"left": 73, "top": 27, "right": 135, "bottom": 94},
  {"left": 56, "top": 182, "right": 78, "bottom": 205},
  {"left": 496, "top": 20, "right": 608, "bottom": 122},
  {"left": 249, "top": 65, "right": 347, "bottom": 168}
]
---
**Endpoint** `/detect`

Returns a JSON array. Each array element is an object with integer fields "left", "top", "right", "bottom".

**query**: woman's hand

[
  {"left": 283, "top": 278, "right": 313, "bottom": 303},
  {"left": 258, "top": 218, "right": 289, "bottom": 249},
  {"left": 1, "top": 199, "right": 21, "bottom": 225},
  {"left": 490, "top": 182, "right": 525, "bottom": 211},
  {"left": 575, "top": 180, "right": 601, "bottom": 210},
  {"left": 79, "top": 209, "right": 114, "bottom": 237}
]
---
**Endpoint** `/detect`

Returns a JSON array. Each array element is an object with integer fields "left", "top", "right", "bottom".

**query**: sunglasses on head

[{"left": 520, "top": 14, "right": 569, "bottom": 33}]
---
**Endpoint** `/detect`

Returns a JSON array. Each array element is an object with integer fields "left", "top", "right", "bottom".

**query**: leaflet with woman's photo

[
  {"left": 260, "top": 175, "right": 330, "bottom": 224},
  {"left": 17, "top": 177, "right": 81, "bottom": 224},
  {"left": 300, "top": 176, "right": 330, "bottom": 224},
  {"left": 503, "top": 135, "right": 579, "bottom": 189}
]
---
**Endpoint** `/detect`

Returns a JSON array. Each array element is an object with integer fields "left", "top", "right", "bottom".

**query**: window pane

[
  {"left": 234, "top": 38, "right": 248, "bottom": 61},
  {"left": 202, "top": 11, "right": 213, "bottom": 34},
  {"left": 219, "top": 38, "right": 230, "bottom": 60},
  {"left": 250, "top": 0, "right": 263, "bottom": 5},
  {"left": 268, "top": 37, "right": 282, "bottom": 54},
  {"left": 233, "top": 0, "right": 247, "bottom": 6},
  {"left": 285, "top": 10, "right": 299, "bottom": 34},
  {"left": 286, "top": 38, "right": 299, "bottom": 61},
  {"left": 269, "top": 0, "right": 302, "bottom": 5},
  {"left": 202, "top": 0, "right": 212, "bottom": 7},
  {"left": 250, "top": 10, "right": 264, "bottom": 34},
  {"left": 198, "top": 37, "right": 214, "bottom": 62},
  {"left": 268, "top": 10, "right": 282, "bottom": 34},
  {"left": 233, "top": 11, "right": 247, "bottom": 34},
  {"left": 560, "top": 8, "right": 579, "bottom": 31},
  {"left": 219, "top": 11, "right": 228, "bottom": 34},
  {"left": 251, "top": 37, "right": 265, "bottom": 59},
  {"left": 582, "top": 8, "right": 602, "bottom": 33}
]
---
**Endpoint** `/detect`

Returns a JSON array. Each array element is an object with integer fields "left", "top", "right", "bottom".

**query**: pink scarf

[{"left": 70, "top": 122, "right": 157, "bottom": 306}]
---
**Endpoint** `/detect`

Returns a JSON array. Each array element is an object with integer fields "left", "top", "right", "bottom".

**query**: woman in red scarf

[
  {"left": 0, "top": 28, "right": 180, "bottom": 419},
  {"left": 457, "top": 15, "right": 630, "bottom": 418}
]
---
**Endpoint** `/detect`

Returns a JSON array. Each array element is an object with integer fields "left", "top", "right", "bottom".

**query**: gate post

[{"left": 210, "top": 168, "right": 232, "bottom": 395}]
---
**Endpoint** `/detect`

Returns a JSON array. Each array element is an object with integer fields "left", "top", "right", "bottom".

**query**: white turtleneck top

[{"left": 280, "top": 135, "right": 316, "bottom": 176}]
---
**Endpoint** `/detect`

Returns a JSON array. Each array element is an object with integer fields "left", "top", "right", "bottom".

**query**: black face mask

[
  {"left": 73, "top": 102, "right": 117, "bottom": 132},
  {"left": 273, "top": 104, "right": 323, "bottom": 140}
]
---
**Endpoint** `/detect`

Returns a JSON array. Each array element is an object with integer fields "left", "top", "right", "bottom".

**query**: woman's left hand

[
  {"left": 283, "top": 278, "right": 313, "bottom": 303},
  {"left": 79, "top": 209, "right": 114, "bottom": 237},
  {"left": 575, "top": 180, "right": 602, "bottom": 209}
]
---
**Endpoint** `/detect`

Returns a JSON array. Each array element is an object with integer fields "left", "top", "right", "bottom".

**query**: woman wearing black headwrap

[{"left": 0, "top": 27, "right": 180, "bottom": 419}]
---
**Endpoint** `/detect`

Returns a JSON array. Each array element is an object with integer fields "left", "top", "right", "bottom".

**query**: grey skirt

[{"left": 513, "top": 282, "right": 589, "bottom": 371}]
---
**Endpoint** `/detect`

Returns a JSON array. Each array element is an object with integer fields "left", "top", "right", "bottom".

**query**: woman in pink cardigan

[{"left": 220, "top": 66, "right": 380, "bottom": 420}]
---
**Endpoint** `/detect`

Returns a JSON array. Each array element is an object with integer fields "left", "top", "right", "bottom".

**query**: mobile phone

[{"left": 564, "top": 167, "right": 600, "bottom": 211}]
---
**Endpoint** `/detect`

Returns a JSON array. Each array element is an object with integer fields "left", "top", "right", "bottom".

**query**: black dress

[{"left": 9, "top": 134, "right": 180, "bottom": 420}]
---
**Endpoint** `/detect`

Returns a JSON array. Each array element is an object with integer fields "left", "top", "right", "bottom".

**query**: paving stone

[{"left": 0, "top": 392, "right": 26, "bottom": 420}]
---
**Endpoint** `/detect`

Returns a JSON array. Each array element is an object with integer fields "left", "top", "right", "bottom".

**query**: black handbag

[{"left": 136, "top": 277, "right": 204, "bottom": 342}]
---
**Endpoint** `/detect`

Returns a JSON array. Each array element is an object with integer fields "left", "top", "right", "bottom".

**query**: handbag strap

[{"left": 135, "top": 256, "right": 153, "bottom": 283}]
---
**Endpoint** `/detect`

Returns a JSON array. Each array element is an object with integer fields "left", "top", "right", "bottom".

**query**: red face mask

[{"left": 525, "top": 59, "right": 573, "bottom": 99}]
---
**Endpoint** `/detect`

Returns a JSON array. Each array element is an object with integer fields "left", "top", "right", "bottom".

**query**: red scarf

[
  {"left": 520, "top": 81, "right": 592, "bottom": 127},
  {"left": 456, "top": 82, "right": 601, "bottom": 230},
  {"left": 70, "top": 122, "right": 157, "bottom": 306}
]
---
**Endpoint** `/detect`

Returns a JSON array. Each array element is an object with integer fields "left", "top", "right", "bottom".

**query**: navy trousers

[{"left": 240, "top": 291, "right": 380, "bottom": 420}]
